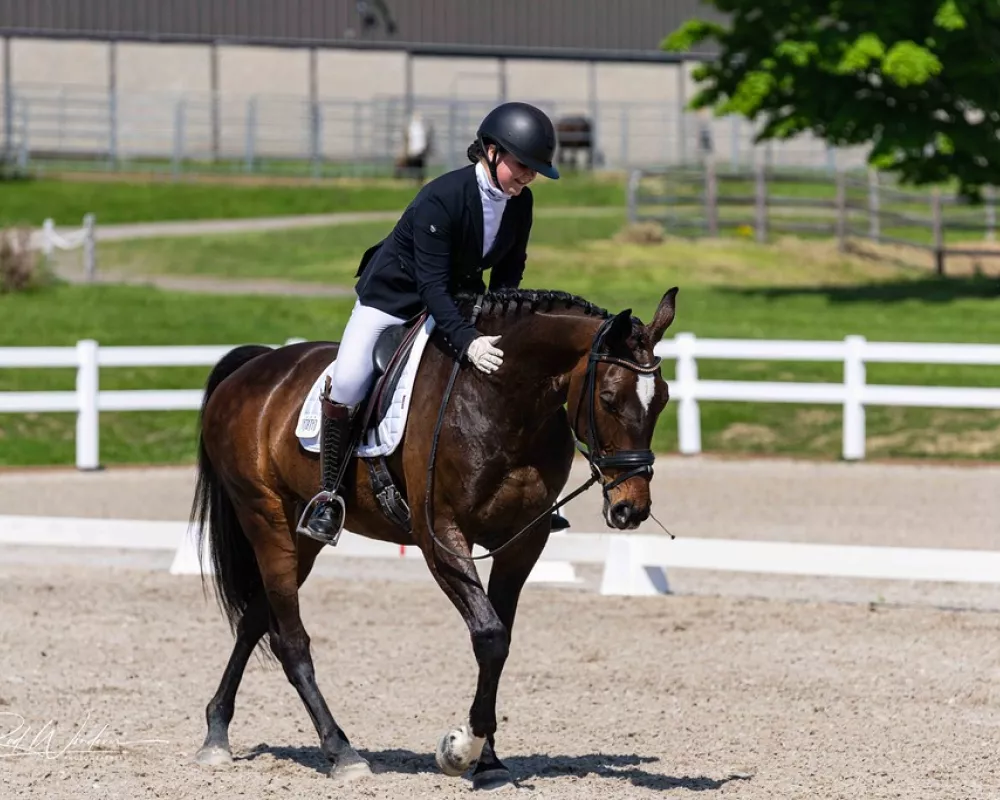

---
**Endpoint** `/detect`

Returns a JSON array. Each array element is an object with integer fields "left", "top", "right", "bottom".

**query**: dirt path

[
  {"left": 50, "top": 206, "right": 618, "bottom": 296},
  {"left": 58, "top": 206, "right": 618, "bottom": 243}
]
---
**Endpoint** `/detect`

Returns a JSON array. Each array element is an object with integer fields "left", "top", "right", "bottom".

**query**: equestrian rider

[{"left": 299, "top": 101, "right": 571, "bottom": 543}]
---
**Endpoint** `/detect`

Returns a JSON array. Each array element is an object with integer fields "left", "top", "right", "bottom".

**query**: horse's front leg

[
  {"left": 422, "top": 519, "right": 549, "bottom": 790},
  {"left": 469, "top": 528, "right": 549, "bottom": 790}
]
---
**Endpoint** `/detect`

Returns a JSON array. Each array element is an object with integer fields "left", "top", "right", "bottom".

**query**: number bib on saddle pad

[{"left": 295, "top": 316, "right": 436, "bottom": 458}]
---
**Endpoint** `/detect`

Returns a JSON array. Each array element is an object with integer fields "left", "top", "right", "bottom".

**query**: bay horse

[{"left": 189, "top": 286, "right": 678, "bottom": 788}]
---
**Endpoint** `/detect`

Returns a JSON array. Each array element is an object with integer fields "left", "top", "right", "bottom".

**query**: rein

[{"left": 424, "top": 300, "right": 661, "bottom": 562}]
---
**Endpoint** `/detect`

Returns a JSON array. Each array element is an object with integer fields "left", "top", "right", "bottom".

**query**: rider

[{"left": 299, "top": 101, "right": 571, "bottom": 543}]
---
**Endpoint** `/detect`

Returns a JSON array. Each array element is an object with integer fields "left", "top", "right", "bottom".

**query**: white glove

[{"left": 466, "top": 335, "right": 504, "bottom": 374}]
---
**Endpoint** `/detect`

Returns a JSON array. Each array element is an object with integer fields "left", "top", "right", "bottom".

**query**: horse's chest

[{"left": 491, "top": 468, "right": 551, "bottom": 512}]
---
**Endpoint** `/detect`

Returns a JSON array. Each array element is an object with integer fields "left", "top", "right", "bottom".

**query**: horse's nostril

[{"left": 610, "top": 502, "right": 632, "bottom": 526}]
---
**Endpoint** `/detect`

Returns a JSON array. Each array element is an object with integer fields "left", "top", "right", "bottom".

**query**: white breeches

[{"left": 329, "top": 300, "right": 407, "bottom": 407}]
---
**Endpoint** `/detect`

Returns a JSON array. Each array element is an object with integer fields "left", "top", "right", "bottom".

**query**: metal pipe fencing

[{"left": 7, "top": 84, "right": 871, "bottom": 178}]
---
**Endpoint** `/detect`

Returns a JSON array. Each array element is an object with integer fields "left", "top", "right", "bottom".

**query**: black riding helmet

[{"left": 477, "top": 102, "right": 560, "bottom": 182}]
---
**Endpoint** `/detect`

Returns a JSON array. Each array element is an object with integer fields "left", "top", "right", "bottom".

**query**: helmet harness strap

[{"left": 478, "top": 134, "right": 502, "bottom": 189}]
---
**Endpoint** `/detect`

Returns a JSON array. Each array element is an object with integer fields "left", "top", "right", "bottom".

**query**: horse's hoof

[
  {"left": 473, "top": 766, "right": 515, "bottom": 791},
  {"left": 194, "top": 745, "right": 233, "bottom": 767},
  {"left": 329, "top": 749, "right": 372, "bottom": 783},
  {"left": 436, "top": 724, "right": 486, "bottom": 777}
]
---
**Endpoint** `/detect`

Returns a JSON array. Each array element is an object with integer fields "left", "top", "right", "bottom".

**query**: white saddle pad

[{"left": 295, "top": 316, "right": 436, "bottom": 458}]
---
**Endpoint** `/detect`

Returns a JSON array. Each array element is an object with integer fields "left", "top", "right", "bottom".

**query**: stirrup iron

[{"left": 296, "top": 491, "right": 346, "bottom": 546}]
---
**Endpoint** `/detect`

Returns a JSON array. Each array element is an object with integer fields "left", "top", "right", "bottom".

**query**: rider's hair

[
  {"left": 466, "top": 139, "right": 485, "bottom": 164},
  {"left": 467, "top": 138, "right": 504, "bottom": 164}
]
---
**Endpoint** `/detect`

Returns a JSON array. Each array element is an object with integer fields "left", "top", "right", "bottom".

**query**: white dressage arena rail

[
  {"left": 2, "top": 515, "right": 1000, "bottom": 597},
  {"left": 1, "top": 335, "right": 999, "bottom": 468}
]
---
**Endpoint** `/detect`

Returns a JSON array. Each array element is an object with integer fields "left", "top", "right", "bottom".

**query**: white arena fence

[
  {"left": 2, "top": 515, "right": 1000, "bottom": 597},
  {"left": 1, "top": 334, "right": 999, "bottom": 469},
  {"left": 5, "top": 335, "right": 999, "bottom": 595}
]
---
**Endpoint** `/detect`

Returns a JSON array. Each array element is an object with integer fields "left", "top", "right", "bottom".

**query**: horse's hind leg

[
  {"left": 195, "top": 523, "right": 328, "bottom": 766},
  {"left": 195, "top": 591, "right": 270, "bottom": 765},
  {"left": 247, "top": 498, "right": 372, "bottom": 782}
]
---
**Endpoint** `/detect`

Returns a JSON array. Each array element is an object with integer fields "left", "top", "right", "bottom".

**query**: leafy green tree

[{"left": 664, "top": 1, "right": 1000, "bottom": 198}]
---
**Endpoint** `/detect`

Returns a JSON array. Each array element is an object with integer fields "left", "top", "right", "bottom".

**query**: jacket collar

[{"left": 463, "top": 164, "right": 516, "bottom": 265}]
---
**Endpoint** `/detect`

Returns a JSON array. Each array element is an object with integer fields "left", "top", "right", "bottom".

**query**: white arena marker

[{"left": 169, "top": 528, "right": 210, "bottom": 576}]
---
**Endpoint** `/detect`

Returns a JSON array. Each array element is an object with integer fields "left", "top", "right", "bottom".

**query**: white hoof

[
  {"left": 329, "top": 752, "right": 372, "bottom": 784},
  {"left": 194, "top": 745, "right": 233, "bottom": 767},
  {"left": 436, "top": 724, "right": 486, "bottom": 777}
]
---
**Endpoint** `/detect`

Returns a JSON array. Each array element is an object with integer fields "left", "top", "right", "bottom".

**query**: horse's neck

[{"left": 494, "top": 311, "right": 599, "bottom": 388}]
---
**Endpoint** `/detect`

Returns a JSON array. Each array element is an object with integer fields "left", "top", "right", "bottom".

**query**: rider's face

[{"left": 487, "top": 146, "right": 537, "bottom": 197}]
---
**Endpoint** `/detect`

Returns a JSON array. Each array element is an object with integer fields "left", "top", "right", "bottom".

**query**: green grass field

[
  {"left": 4, "top": 211, "right": 999, "bottom": 467},
  {"left": 0, "top": 172, "right": 626, "bottom": 227}
]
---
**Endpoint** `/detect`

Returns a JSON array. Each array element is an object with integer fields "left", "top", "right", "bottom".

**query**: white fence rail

[
  {"left": 4, "top": 516, "right": 1000, "bottom": 597},
  {"left": 660, "top": 333, "right": 1000, "bottom": 460},
  {"left": 0, "top": 335, "right": 998, "bottom": 469}
]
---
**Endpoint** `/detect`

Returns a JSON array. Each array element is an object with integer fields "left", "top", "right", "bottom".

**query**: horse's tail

[{"left": 190, "top": 344, "right": 273, "bottom": 633}]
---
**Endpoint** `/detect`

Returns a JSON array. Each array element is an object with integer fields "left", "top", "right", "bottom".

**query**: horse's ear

[
  {"left": 605, "top": 309, "right": 633, "bottom": 347},
  {"left": 646, "top": 287, "right": 678, "bottom": 344}
]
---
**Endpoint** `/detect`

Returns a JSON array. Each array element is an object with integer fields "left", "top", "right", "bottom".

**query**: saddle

[
  {"left": 354, "top": 311, "right": 430, "bottom": 531},
  {"left": 359, "top": 311, "right": 428, "bottom": 436}
]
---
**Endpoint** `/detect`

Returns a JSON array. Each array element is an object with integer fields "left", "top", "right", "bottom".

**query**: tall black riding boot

[{"left": 297, "top": 396, "right": 355, "bottom": 545}]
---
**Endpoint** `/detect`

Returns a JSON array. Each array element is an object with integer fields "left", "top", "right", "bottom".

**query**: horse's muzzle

[{"left": 607, "top": 500, "right": 649, "bottom": 530}]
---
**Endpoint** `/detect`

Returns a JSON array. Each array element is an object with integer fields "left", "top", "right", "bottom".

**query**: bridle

[
  {"left": 573, "top": 314, "right": 661, "bottom": 506},
  {"left": 424, "top": 303, "right": 662, "bottom": 561}
]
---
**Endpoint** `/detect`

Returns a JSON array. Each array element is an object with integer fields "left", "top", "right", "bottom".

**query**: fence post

[
  {"left": 76, "top": 339, "right": 100, "bottom": 471},
  {"left": 42, "top": 218, "right": 54, "bottom": 262},
  {"left": 309, "top": 100, "right": 323, "bottom": 179},
  {"left": 868, "top": 170, "right": 880, "bottom": 242},
  {"left": 82, "top": 213, "right": 96, "bottom": 281},
  {"left": 172, "top": 100, "right": 186, "bottom": 177},
  {"left": 2, "top": 37, "right": 10, "bottom": 158},
  {"left": 626, "top": 169, "right": 641, "bottom": 224},
  {"left": 835, "top": 169, "right": 847, "bottom": 252},
  {"left": 244, "top": 97, "right": 257, "bottom": 173},
  {"left": 754, "top": 161, "right": 767, "bottom": 243},
  {"left": 931, "top": 188, "right": 944, "bottom": 275},
  {"left": 986, "top": 186, "right": 996, "bottom": 242},
  {"left": 704, "top": 160, "right": 718, "bottom": 237},
  {"left": 446, "top": 101, "right": 457, "bottom": 172},
  {"left": 16, "top": 100, "right": 29, "bottom": 169},
  {"left": 674, "top": 332, "right": 702, "bottom": 455},
  {"left": 619, "top": 106, "right": 629, "bottom": 168},
  {"left": 842, "top": 335, "right": 866, "bottom": 461}
]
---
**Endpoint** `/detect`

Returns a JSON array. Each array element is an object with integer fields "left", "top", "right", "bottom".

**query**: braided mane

[{"left": 455, "top": 289, "right": 611, "bottom": 320}]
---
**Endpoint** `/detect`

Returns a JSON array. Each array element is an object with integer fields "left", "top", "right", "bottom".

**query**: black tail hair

[{"left": 189, "top": 344, "right": 272, "bottom": 632}]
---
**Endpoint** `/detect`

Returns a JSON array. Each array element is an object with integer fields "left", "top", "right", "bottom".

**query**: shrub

[
  {"left": 0, "top": 227, "right": 44, "bottom": 293},
  {"left": 614, "top": 221, "right": 666, "bottom": 245}
]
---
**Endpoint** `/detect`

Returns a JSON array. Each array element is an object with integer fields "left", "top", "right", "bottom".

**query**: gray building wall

[
  {"left": 2, "top": 2, "right": 857, "bottom": 171},
  {"left": 0, "top": 0, "right": 724, "bottom": 57}
]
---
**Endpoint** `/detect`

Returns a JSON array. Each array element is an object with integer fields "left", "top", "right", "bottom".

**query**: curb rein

[{"left": 424, "top": 298, "right": 662, "bottom": 562}]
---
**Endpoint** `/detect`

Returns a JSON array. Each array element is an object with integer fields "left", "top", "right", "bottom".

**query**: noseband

[{"left": 425, "top": 303, "right": 661, "bottom": 561}]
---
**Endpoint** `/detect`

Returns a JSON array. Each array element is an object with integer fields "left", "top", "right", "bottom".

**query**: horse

[{"left": 189, "top": 286, "right": 678, "bottom": 788}]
